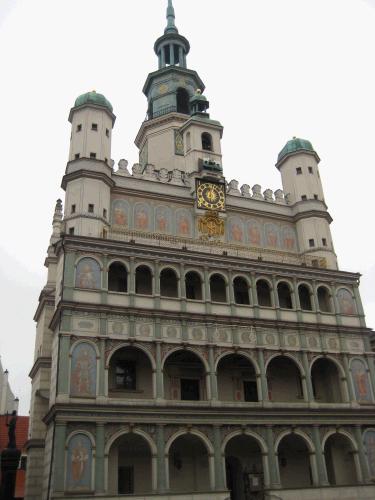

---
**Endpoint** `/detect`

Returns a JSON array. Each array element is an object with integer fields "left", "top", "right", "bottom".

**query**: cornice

[
  {"left": 61, "top": 169, "right": 115, "bottom": 191},
  {"left": 29, "top": 357, "right": 52, "bottom": 379},
  {"left": 135, "top": 112, "right": 189, "bottom": 147},
  {"left": 34, "top": 288, "right": 56, "bottom": 322},
  {"left": 25, "top": 439, "right": 45, "bottom": 450}
]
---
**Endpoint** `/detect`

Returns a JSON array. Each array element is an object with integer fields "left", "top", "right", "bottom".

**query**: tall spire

[{"left": 165, "top": 0, "right": 178, "bottom": 34}]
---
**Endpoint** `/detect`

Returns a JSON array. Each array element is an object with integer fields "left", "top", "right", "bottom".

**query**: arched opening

[
  {"left": 278, "top": 434, "right": 312, "bottom": 488},
  {"left": 277, "top": 282, "right": 293, "bottom": 309},
  {"left": 201, "top": 132, "right": 213, "bottom": 151},
  {"left": 135, "top": 265, "right": 152, "bottom": 295},
  {"left": 108, "top": 347, "right": 153, "bottom": 399},
  {"left": 311, "top": 358, "right": 343, "bottom": 403},
  {"left": 325, "top": 434, "right": 358, "bottom": 486},
  {"left": 225, "top": 435, "right": 263, "bottom": 500},
  {"left": 217, "top": 354, "right": 258, "bottom": 402},
  {"left": 210, "top": 274, "right": 227, "bottom": 303},
  {"left": 186, "top": 131, "right": 191, "bottom": 151},
  {"left": 185, "top": 271, "right": 202, "bottom": 300},
  {"left": 108, "top": 262, "right": 128, "bottom": 293},
  {"left": 298, "top": 284, "right": 312, "bottom": 311},
  {"left": 233, "top": 277, "right": 250, "bottom": 305},
  {"left": 164, "top": 350, "right": 206, "bottom": 401},
  {"left": 176, "top": 88, "right": 190, "bottom": 114},
  {"left": 168, "top": 434, "right": 210, "bottom": 492},
  {"left": 160, "top": 268, "right": 178, "bottom": 298},
  {"left": 256, "top": 280, "right": 272, "bottom": 307},
  {"left": 267, "top": 356, "right": 303, "bottom": 402},
  {"left": 108, "top": 433, "right": 152, "bottom": 495},
  {"left": 317, "top": 286, "right": 332, "bottom": 312}
]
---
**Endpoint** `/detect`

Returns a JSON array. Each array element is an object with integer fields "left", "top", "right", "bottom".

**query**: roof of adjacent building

[
  {"left": 74, "top": 90, "right": 113, "bottom": 112},
  {"left": 277, "top": 137, "right": 316, "bottom": 163}
]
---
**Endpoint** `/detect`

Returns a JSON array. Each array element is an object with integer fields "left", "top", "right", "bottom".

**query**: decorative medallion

[
  {"left": 112, "top": 322, "right": 124, "bottom": 335},
  {"left": 167, "top": 326, "right": 178, "bottom": 339},
  {"left": 158, "top": 83, "right": 169, "bottom": 95},
  {"left": 198, "top": 211, "right": 225, "bottom": 238},
  {"left": 265, "top": 333, "right": 276, "bottom": 346},
  {"left": 192, "top": 328, "right": 203, "bottom": 341},
  {"left": 241, "top": 329, "right": 256, "bottom": 344},
  {"left": 174, "top": 130, "right": 184, "bottom": 156}
]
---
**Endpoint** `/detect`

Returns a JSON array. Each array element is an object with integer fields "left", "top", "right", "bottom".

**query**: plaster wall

[
  {"left": 144, "top": 123, "right": 186, "bottom": 171},
  {"left": 279, "top": 153, "right": 324, "bottom": 204}
]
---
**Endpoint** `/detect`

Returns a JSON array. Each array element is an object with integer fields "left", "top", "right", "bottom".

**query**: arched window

[
  {"left": 217, "top": 354, "right": 257, "bottom": 402},
  {"left": 135, "top": 266, "right": 152, "bottom": 295},
  {"left": 186, "top": 131, "right": 191, "bottom": 151},
  {"left": 185, "top": 271, "right": 202, "bottom": 300},
  {"left": 298, "top": 284, "right": 312, "bottom": 311},
  {"left": 164, "top": 350, "right": 206, "bottom": 401},
  {"left": 256, "top": 280, "right": 272, "bottom": 307},
  {"left": 325, "top": 434, "right": 358, "bottom": 486},
  {"left": 311, "top": 358, "right": 343, "bottom": 403},
  {"left": 233, "top": 277, "right": 250, "bottom": 305},
  {"left": 201, "top": 132, "right": 213, "bottom": 151},
  {"left": 267, "top": 356, "right": 303, "bottom": 402},
  {"left": 160, "top": 268, "right": 178, "bottom": 298},
  {"left": 210, "top": 274, "right": 227, "bottom": 303},
  {"left": 278, "top": 434, "right": 313, "bottom": 488},
  {"left": 108, "top": 262, "right": 128, "bottom": 293},
  {"left": 317, "top": 286, "right": 332, "bottom": 312},
  {"left": 176, "top": 88, "right": 190, "bottom": 114},
  {"left": 277, "top": 282, "right": 293, "bottom": 309}
]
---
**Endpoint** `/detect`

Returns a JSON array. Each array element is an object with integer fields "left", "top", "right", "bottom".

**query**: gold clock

[{"left": 197, "top": 181, "right": 226, "bottom": 210}]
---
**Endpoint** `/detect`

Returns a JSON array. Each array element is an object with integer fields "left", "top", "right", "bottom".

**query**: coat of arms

[{"left": 198, "top": 211, "right": 225, "bottom": 238}]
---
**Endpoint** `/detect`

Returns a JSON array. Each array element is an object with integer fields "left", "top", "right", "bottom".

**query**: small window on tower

[
  {"left": 308, "top": 166, "right": 313, "bottom": 174},
  {"left": 202, "top": 132, "right": 213, "bottom": 151},
  {"left": 296, "top": 167, "right": 302, "bottom": 175},
  {"left": 301, "top": 195, "right": 307, "bottom": 201},
  {"left": 309, "top": 238, "right": 315, "bottom": 247},
  {"left": 69, "top": 227, "right": 75, "bottom": 235},
  {"left": 88, "top": 204, "right": 94, "bottom": 213},
  {"left": 71, "top": 204, "right": 76, "bottom": 214},
  {"left": 314, "top": 194, "right": 318, "bottom": 200},
  {"left": 106, "top": 128, "right": 110, "bottom": 137},
  {"left": 322, "top": 238, "right": 327, "bottom": 246},
  {"left": 76, "top": 124, "right": 82, "bottom": 132},
  {"left": 91, "top": 123, "right": 98, "bottom": 131},
  {"left": 74, "top": 153, "right": 80, "bottom": 160},
  {"left": 90, "top": 152, "right": 97, "bottom": 159},
  {"left": 103, "top": 208, "right": 107, "bottom": 219}
]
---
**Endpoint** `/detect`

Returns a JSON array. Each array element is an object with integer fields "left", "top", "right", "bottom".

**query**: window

[
  {"left": 233, "top": 277, "right": 250, "bottom": 305},
  {"left": 103, "top": 208, "right": 107, "bottom": 219},
  {"left": 69, "top": 227, "right": 75, "bottom": 235},
  {"left": 186, "top": 131, "right": 191, "bottom": 151},
  {"left": 90, "top": 152, "right": 97, "bottom": 159},
  {"left": 210, "top": 274, "right": 227, "bottom": 302},
  {"left": 298, "top": 284, "right": 313, "bottom": 311},
  {"left": 181, "top": 379, "right": 200, "bottom": 401},
  {"left": 106, "top": 128, "right": 110, "bottom": 137},
  {"left": 91, "top": 123, "right": 98, "bottom": 131},
  {"left": 105, "top": 157, "right": 108, "bottom": 164},
  {"left": 256, "top": 280, "right": 272, "bottom": 307},
  {"left": 185, "top": 271, "right": 202, "bottom": 300},
  {"left": 244, "top": 381, "right": 258, "bottom": 402},
  {"left": 301, "top": 195, "right": 307, "bottom": 201},
  {"left": 277, "top": 282, "right": 293, "bottom": 309},
  {"left": 88, "top": 204, "right": 94, "bottom": 213},
  {"left": 314, "top": 194, "right": 318, "bottom": 200},
  {"left": 322, "top": 238, "right": 327, "bottom": 246},
  {"left": 118, "top": 466, "right": 134, "bottom": 494},
  {"left": 135, "top": 266, "right": 152, "bottom": 295},
  {"left": 308, "top": 166, "right": 313, "bottom": 174},
  {"left": 176, "top": 87, "right": 190, "bottom": 114},
  {"left": 201, "top": 132, "right": 213, "bottom": 151},
  {"left": 116, "top": 361, "right": 136, "bottom": 390},
  {"left": 309, "top": 238, "right": 315, "bottom": 247},
  {"left": 160, "top": 268, "right": 178, "bottom": 298},
  {"left": 71, "top": 204, "right": 76, "bottom": 214},
  {"left": 76, "top": 124, "right": 82, "bottom": 132},
  {"left": 74, "top": 153, "right": 80, "bottom": 160},
  {"left": 108, "top": 262, "right": 127, "bottom": 292},
  {"left": 296, "top": 167, "right": 302, "bottom": 175}
]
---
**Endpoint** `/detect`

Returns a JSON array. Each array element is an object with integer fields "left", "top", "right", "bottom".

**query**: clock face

[{"left": 197, "top": 181, "right": 226, "bottom": 210}]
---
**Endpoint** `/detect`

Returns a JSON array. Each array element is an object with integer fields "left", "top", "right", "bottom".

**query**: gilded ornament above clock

[{"left": 197, "top": 181, "right": 226, "bottom": 210}]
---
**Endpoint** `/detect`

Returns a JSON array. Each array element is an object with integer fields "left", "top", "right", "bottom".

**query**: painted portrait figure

[
  {"left": 111, "top": 199, "right": 129, "bottom": 227},
  {"left": 364, "top": 430, "right": 375, "bottom": 477},
  {"left": 282, "top": 226, "right": 297, "bottom": 251},
  {"left": 155, "top": 206, "right": 172, "bottom": 234},
  {"left": 265, "top": 223, "right": 280, "bottom": 248},
  {"left": 351, "top": 359, "right": 371, "bottom": 402},
  {"left": 70, "top": 343, "right": 97, "bottom": 397},
  {"left": 134, "top": 203, "right": 151, "bottom": 231},
  {"left": 228, "top": 218, "right": 244, "bottom": 243},
  {"left": 66, "top": 434, "right": 92, "bottom": 491},
  {"left": 337, "top": 288, "right": 356, "bottom": 315},
  {"left": 75, "top": 258, "right": 101, "bottom": 289},
  {"left": 176, "top": 210, "right": 192, "bottom": 237},
  {"left": 247, "top": 220, "right": 262, "bottom": 246}
]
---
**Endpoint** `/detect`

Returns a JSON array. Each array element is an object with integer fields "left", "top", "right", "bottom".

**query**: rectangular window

[
  {"left": 296, "top": 167, "right": 302, "bottom": 175},
  {"left": 118, "top": 466, "right": 134, "bottom": 494},
  {"left": 322, "top": 238, "right": 327, "bottom": 246},
  {"left": 106, "top": 128, "right": 110, "bottom": 137},
  {"left": 301, "top": 195, "right": 307, "bottom": 201},
  {"left": 76, "top": 124, "right": 82, "bottom": 132},
  {"left": 180, "top": 379, "right": 200, "bottom": 401},
  {"left": 243, "top": 381, "right": 258, "bottom": 402},
  {"left": 69, "top": 227, "right": 75, "bottom": 235},
  {"left": 71, "top": 204, "right": 76, "bottom": 214},
  {"left": 116, "top": 361, "right": 136, "bottom": 390},
  {"left": 308, "top": 166, "right": 313, "bottom": 174},
  {"left": 91, "top": 123, "right": 98, "bottom": 131},
  {"left": 314, "top": 194, "right": 318, "bottom": 200},
  {"left": 74, "top": 153, "right": 80, "bottom": 160},
  {"left": 309, "top": 238, "right": 315, "bottom": 247},
  {"left": 90, "top": 152, "right": 97, "bottom": 159},
  {"left": 88, "top": 204, "right": 94, "bottom": 213},
  {"left": 103, "top": 208, "right": 107, "bottom": 218}
]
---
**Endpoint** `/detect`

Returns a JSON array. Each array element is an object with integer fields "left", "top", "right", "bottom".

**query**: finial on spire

[{"left": 165, "top": 0, "right": 178, "bottom": 34}]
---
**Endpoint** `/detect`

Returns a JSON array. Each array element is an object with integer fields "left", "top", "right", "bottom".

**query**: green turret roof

[
  {"left": 277, "top": 137, "right": 316, "bottom": 163},
  {"left": 74, "top": 91, "right": 113, "bottom": 112}
]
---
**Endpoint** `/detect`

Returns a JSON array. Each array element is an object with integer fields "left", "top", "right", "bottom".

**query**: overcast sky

[{"left": 0, "top": 0, "right": 374, "bottom": 415}]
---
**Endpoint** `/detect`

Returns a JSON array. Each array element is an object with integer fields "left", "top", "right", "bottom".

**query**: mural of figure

[
  {"left": 135, "top": 204, "right": 150, "bottom": 230},
  {"left": 364, "top": 431, "right": 375, "bottom": 477},
  {"left": 229, "top": 218, "right": 244, "bottom": 242},
  {"left": 155, "top": 207, "right": 171, "bottom": 234},
  {"left": 351, "top": 359, "right": 371, "bottom": 402},
  {"left": 70, "top": 343, "right": 97, "bottom": 397},
  {"left": 66, "top": 434, "right": 92, "bottom": 491},
  {"left": 337, "top": 288, "right": 356, "bottom": 315},
  {"left": 282, "top": 226, "right": 296, "bottom": 250},
  {"left": 112, "top": 199, "right": 129, "bottom": 227},
  {"left": 247, "top": 220, "right": 261, "bottom": 246},
  {"left": 177, "top": 211, "right": 191, "bottom": 237},
  {"left": 75, "top": 258, "right": 101, "bottom": 289},
  {"left": 265, "top": 223, "right": 280, "bottom": 248}
]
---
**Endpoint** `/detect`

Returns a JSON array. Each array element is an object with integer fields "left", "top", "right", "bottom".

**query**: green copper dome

[
  {"left": 74, "top": 91, "right": 113, "bottom": 112},
  {"left": 278, "top": 137, "right": 316, "bottom": 163}
]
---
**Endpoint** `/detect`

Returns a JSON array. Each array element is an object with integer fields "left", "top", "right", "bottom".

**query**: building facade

[{"left": 25, "top": 2, "right": 375, "bottom": 500}]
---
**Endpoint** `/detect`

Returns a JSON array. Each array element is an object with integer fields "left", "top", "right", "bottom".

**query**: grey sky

[{"left": 0, "top": 0, "right": 374, "bottom": 415}]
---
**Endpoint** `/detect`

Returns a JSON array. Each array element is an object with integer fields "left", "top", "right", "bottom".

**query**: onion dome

[{"left": 74, "top": 90, "right": 113, "bottom": 112}]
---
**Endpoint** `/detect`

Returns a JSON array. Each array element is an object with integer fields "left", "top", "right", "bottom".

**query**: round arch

[
  {"left": 232, "top": 274, "right": 252, "bottom": 288},
  {"left": 275, "top": 429, "right": 315, "bottom": 454},
  {"left": 265, "top": 353, "right": 305, "bottom": 376},
  {"left": 165, "top": 429, "right": 214, "bottom": 456},
  {"left": 255, "top": 277, "right": 273, "bottom": 289},
  {"left": 208, "top": 271, "right": 229, "bottom": 285},
  {"left": 74, "top": 255, "right": 103, "bottom": 270},
  {"left": 69, "top": 339, "right": 100, "bottom": 357},
  {"left": 134, "top": 262, "right": 154, "bottom": 275},
  {"left": 106, "top": 342, "right": 156, "bottom": 370},
  {"left": 162, "top": 346, "right": 209, "bottom": 372},
  {"left": 105, "top": 427, "right": 157, "bottom": 456},
  {"left": 322, "top": 429, "right": 358, "bottom": 452},
  {"left": 107, "top": 258, "right": 130, "bottom": 272},
  {"left": 215, "top": 350, "right": 260, "bottom": 375},
  {"left": 184, "top": 268, "right": 205, "bottom": 281},
  {"left": 221, "top": 430, "right": 267, "bottom": 455},
  {"left": 65, "top": 430, "right": 96, "bottom": 448},
  {"left": 309, "top": 355, "right": 345, "bottom": 378},
  {"left": 275, "top": 278, "right": 294, "bottom": 290},
  {"left": 159, "top": 265, "right": 180, "bottom": 279}
]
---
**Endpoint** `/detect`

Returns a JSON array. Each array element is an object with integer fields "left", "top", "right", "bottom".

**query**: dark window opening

[
  {"left": 74, "top": 153, "right": 80, "bottom": 160},
  {"left": 256, "top": 279, "right": 272, "bottom": 307},
  {"left": 91, "top": 123, "right": 98, "bottom": 131},
  {"left": 201, "top": 132, "right": 213, "bottom": 151},
  {"left": 176, "top": 88, "right": 190, "bottom": 114},
  {"left": 233, "top": 277, "right": 250, "bottom": 305},
  {"left": 69, "top": 227, "right": 75, "bottom": 235},
  {"left": 71, "top": 204, "right": 76, "bottom": 214},
  {"left": 210, "top": 274, "right": 227, "bottom": 302},
  {"left": 88, "top": 204, "right": 94, "bottom": 213},
  {"left": 76, "top": 124, "right": 82, "bottom": 132},
  {"left": 135, "top": 266, "right": 152, "bottom": 295},
  {"left": 106, "top": 128, "right": 110, "bottom": 137},
  {"left": 309, "top": 238, "right": 315, "bottom": 247},
  {"left": 322, "top": 238, "right": 327, "bottom": 246},
  {"left": 298, "top": 285, "right": 312, "bottom": 311},
  {"left": 296, "top": 167, "right": 302, "bottom": 175},
  {"left": 164, "top": 45, "right": 170, "bottom": 65},
  {"left": 301, "top": 195, "right": 307, "bottom": 201},
  {"left": 277, "top": 282, "right": 293, "bottom": 309},
  {"left": 116, "top": 361, "right": 136, "bottom": 390},
  {"left": 308, "top": 166, "right": 313, "bottom": 174},
  {"left": 160, "top": 268, "right": 178, "bottom": 298},
  {"left": 103, "top": 208, "right": 107, "bottom": 219},
  {"left": 108, "top": 262, "right": 128, "bottom": 293},
  {"left": 314, "top": 194, "right": 318, "bottom": 200},
  {"left": 90, "top": 152, "right": 97, "bottom": 159},
  {"left": 185, "top": 271, "right": 202, "bottom": 300},
  {"left": 173, "top": 44, "right": 179, "bottom": 65},
  {"left": 317, "top": 286, "right": 332, "bottom": 312},
  {"left": 243, "top": 380, "right": 258, "bottom": 402},
  {"left": 181, "top": 378, "right": 200, "bottom": 401},
  {"left": 118, "top": 466, "right": 134, "bottom": 494}
]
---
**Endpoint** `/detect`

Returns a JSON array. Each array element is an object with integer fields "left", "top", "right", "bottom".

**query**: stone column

[
  {"left": 95, "top": 423, "right": 105, "bottom": 493},
  {"left": 155, "top": 342, "right": 164, "bottom": 400},
  {"left": 129, "top": 257, "right": 135, "bottom": 307},
  {"left": 301, "top": 351, "right": 314, "bottom": 402},
  {"left": 178, "top": 46, "right": 183, "bottom": 66},
  {"left": 250, "top": 272, "right": 259, "bottom": 318},
  {"left": 331, "top": 282, "right": 342, "bottom": 326},
  {"left": 353, "top": 282, "right": 366, "bottom": 327},
  {"left": 53, "top": 422, "right": 67, "bottom": 493},
  {"left": 154, "top": 260, "right": 160, "bottom": 309},
  {"left": 204, "top": 267, "right": 211, "bottom": 315},
  {"left": 180, "top": 262, "right": 186, "bottom": 313},
  {"left": 312, "top": 426, "right": 329, "bottom": 485},
  {"left": 98, "top": 339, "right": 106, "bottom": 397},
  {"left": 57, "top": 335, "right": 70, "bottom": 396},
  {"left": 228, "top": 268, "right": 236, "bottom": 315},
  {"left": 343, "top": 354, "right": 356, "bottom": 402},
  {"left": 169, "top": 44, "right": 174, "bottom": 65},
  {"left": 160, "top": 45, "right": 165, "bottom": 67},
  {"left": 354, "top": 425, "right": 371, "bottom": 483},
  {"left": 311, "top": 280, "right": 321, "bottom": 323},
  {"left": 208, "top": 345, "right": 218, "bottom": 401},
  {"left": 156, "top": 425, "right": 167, "bottom": 493},
  {"left": 258, "top": 349, "right": 269, "bottom": 402},
  {"left": 265, "top": 426, "right": 281, "bottom": 488},
  {"left": 213, "top": 426, "right": 225, "bottom": 490}
]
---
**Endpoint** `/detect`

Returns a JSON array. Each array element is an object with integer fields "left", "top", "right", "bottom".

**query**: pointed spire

[{"left": 165, "top": 0, "right": 178, "bottom": 34}]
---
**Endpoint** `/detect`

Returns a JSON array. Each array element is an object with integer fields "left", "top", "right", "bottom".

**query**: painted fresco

[
  {"left": 264, "top": 223, "right": 280, "bottom": 248},
  {"left": 176, "top": 209, "right": 192, "bottom": 237},
  {"left": 75, "top": 258, "right": 101, "bottom": 290},
  {"left": 134, "top": 203, "right": 152, "bottom": 231},
  {"left": 281, "top": 226, "right": 297, "bottom": 251},
  {"left": 337, "top": 288, "right": 356, "bottom": 315},
  {"left": 155, "top": 206, "right": 172, "bottom": 234},
  {"left": 228, "top": 217, "right": 244, "bottom": 243},
  {"left": 66, "top": 434, "right": 93, "bottom": 491},
  {"left": 112, "top": 199, "right": 130, "bottom": 227},
  {"left": 351, "top": 359, "right": 372, "bottom": 402},
  {"left": 247, "top": 220, "right": 262, "bottom": 246},
  {"left": 364, "top": 430, "right": 375, "bottom": 477},
  {"left": 70, "top": 343, "right": 97, "bottom": 397}
]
